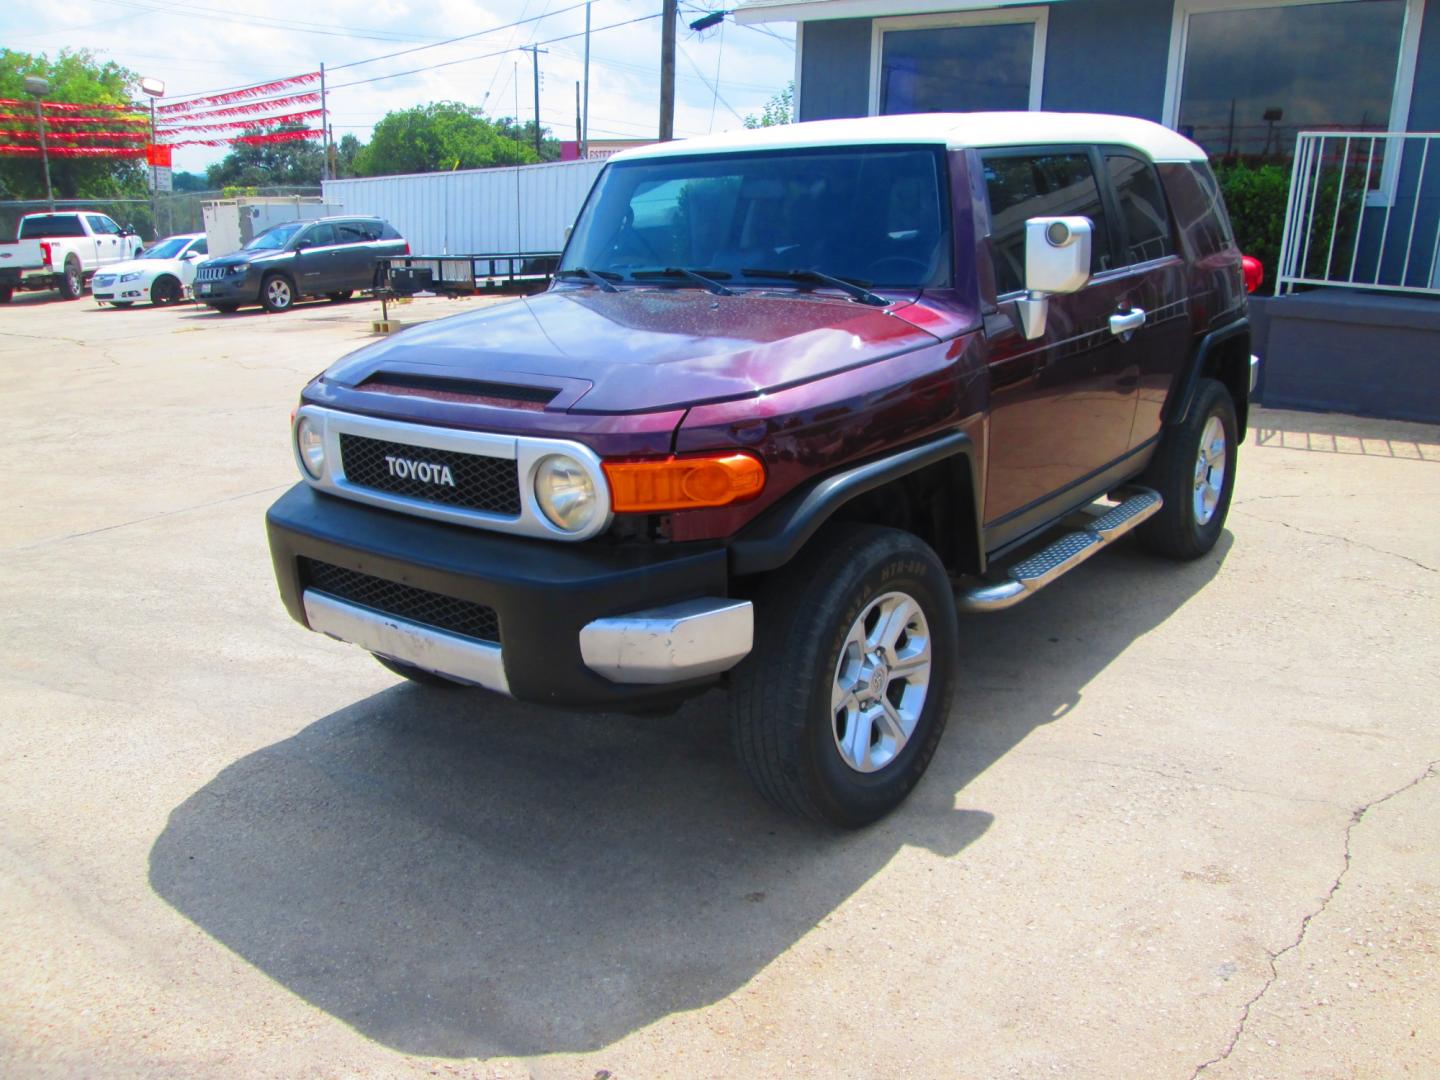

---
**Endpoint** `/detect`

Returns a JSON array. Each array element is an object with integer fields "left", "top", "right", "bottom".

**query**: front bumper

[
  {"left": 266, "top": 484, "right": 751, "bottom": 707},
  {"left": 195, "top": 273, "right": 258, "bottom": 305}
]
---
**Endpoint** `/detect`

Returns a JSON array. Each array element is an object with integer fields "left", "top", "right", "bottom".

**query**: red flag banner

[
  {"left": 0, "top": 129, "right": 147, "bottom": 142},
  {"left": 160, "top": 127, "right": 323, "bottom": 149},
  {"left": 0, "top": 98, "right": 145, "bottom": 113},
  {"left": 147, "top": 143, "right": 173, "bottom": 167},
  {"left": 0, "top": 144, "right": 148, "bottom": 157},
  {"left": 156, "top": 108, "right": 324, "bottom": 135},
  {"left": 0, "top": 114, "right": 151, "bottom": 127},
  {"left": 157, "top": 73, "right": 319, "bottom": 115},
  {"left": 154, "top": 91, "right": 320, "bottom": 123}
]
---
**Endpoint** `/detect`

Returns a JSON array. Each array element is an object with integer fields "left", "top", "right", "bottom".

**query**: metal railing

[
  {"left": 377, "top": 252, "right": 560, "bottom": 297},
  {"left": 1277, "top": 131, "right": 1440, "bottom": 296}
]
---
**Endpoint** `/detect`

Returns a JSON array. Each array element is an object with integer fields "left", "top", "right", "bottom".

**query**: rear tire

[
  {"left": 150, "top": 275, "right": 181, "bottom": 306},
  {"left": 260, "top": 273, "right": 295, "bottom": 313},
  {"left": 1138, "top": 377, "right": 1238, "bottom": 560},
  {"left": 0, "top": 284, "right": 12, "bottom": 304},
  {"left": 728, "top": 523, "right": 958, "bottom": 827},
  {"left": 59, "top": 257, "right": 84, "bottom": 300},
  {"left": 373, "top": 654, "right": 466, "bottom": 689}
]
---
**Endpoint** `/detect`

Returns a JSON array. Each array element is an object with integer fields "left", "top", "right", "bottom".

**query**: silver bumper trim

[
  {"left": 580, "top": 598, "right": 754, "bottom": 684},
  {"left": 302, "top": 590, "right": 510, "bottom": 694},
  {"left": 1249, "top": 353, "right": 1260, "bottom": 394}
]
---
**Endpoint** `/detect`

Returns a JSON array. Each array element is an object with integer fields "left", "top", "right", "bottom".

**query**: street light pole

[
  {"left": 23, "top": 76, "right": 54, "bottom": 211},
  {"left": 141, "top": 77, "right": 165, "bottom": 240}
]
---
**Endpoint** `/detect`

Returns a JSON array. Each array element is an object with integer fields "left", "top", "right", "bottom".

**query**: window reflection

[
  {"left": 881, "top": 23, "right": 1034, "bottom": 114},
  {"left": 1178, "top": 0, "right": 1406, "bottom": 163}
]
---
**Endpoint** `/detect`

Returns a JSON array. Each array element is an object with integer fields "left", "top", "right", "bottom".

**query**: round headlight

[
  {"left": 534, "top": 454, "right": 600, "bottom": 533},
  {"left": 296, "top": 415, "right": 325, "bottom": 479}
]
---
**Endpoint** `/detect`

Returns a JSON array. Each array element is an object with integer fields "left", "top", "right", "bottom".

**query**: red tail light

[
  {"left": 40, "top": 241, "right": 52, "bottom": 266},
  {"left": 402, "top": 241, "right": 410, "bottom": 255},
  {"left": 1242, "top": 254, "right": 1264, "bottom": 294}
]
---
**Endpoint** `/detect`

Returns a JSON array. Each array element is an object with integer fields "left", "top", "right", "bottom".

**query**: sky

[{"left": 4, "top": 0, "right": 797, "bottom": 174}]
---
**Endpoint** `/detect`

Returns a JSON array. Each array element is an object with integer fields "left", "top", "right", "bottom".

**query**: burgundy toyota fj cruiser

[{"left": 267, "top": 113, "right": 1259, "bottom": 826}]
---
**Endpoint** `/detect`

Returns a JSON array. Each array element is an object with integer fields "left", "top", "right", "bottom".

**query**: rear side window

[
  {"left": 1105, "top": 153, "right": 1175, "bottom": 264},
  {"left": 338, "top": 221, "right": 380, "bottom": 242},
  {"left": 88, "top": 215, "right": 121, "bottom": 235},
  {"left": 982, "top": 151, "right": 1112, "bottom": 296},
  {"left": 19, "top": 215, "right": 85, "bottom": 239}
]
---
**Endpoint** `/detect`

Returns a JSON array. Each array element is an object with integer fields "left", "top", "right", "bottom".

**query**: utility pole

[
  {"left": 320, "top": 62, "right": 330, "bottom": 182},
  {"left": 520, "top": 44, "right": 548, "bottom": 158},
  {"left": 575, "top": 81, "right": 582, "bottom": 147},
  {"left": 23, "top": 77, "right": 54, "bottom": 211},
  {"left": 582, "top": 2, "right": 591, "bottom": 157},
  {"left": 659, "top": 0, "right": 677, "bottom": 141}
]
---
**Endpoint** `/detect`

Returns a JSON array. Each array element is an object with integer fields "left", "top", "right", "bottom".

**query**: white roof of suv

[{"left": 611, "top": 112, "right": 1207, "bottom": 165}]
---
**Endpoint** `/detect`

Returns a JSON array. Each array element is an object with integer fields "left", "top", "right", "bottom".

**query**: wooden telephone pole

[
  {"left": 659, "top": 0, "right": 677, "bottom": 141},
  {"left": 520, "top": 44, "right": 548, "bottom": 157}
]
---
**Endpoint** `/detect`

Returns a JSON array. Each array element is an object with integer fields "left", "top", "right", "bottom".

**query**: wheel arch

[
  {"left": 728, "top": 431, "right": 983, "bottom": 578},
  {"left": 1168, "top": 318, "right": 1252, "bottom": 442}
]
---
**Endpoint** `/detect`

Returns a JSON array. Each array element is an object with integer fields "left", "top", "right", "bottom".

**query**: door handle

[{"left": 1109, "top": 308, "right": 1146, "bottom": 336}]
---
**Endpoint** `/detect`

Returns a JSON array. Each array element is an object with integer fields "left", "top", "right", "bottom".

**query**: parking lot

[{"left": 2, "top": 289, "right": 1437, "bottom": 1079}]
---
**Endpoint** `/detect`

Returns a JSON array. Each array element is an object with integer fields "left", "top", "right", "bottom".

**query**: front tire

[
  {"left": 0, "top": 284, "right": 13, "bottom": 304},
  {"left": 260, "top": 273, "right": 295, "bottom": 313},
  {"left": 150, "top": 275, "right": 181, "bottom": 306},
  {"left": 58, "top": 257, "right": 84, "bottom": 300},
  {"left": 728, "top": 524, "right": 958, "bottom": 827},
  {"left": 1138, "top": 377, "right": 1238, "bottom": 560}
]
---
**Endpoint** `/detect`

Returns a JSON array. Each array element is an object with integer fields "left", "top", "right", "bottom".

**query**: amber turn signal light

[{"left": 604, "top": 453, "right": 766, "bottom": 513}]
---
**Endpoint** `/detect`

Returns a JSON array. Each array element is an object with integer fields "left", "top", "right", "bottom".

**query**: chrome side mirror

[{"left": 1015, "top": 216, "right": 1093, "bottom": 340}]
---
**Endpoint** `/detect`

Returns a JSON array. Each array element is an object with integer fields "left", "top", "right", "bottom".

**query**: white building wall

[{"left": 322, "top": 158, "right": 605, "bottom": 254}]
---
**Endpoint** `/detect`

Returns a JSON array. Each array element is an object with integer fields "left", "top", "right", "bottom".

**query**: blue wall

[
  {"left": 795, "top": 1, "right": 1177, "bottom": 122},
  {"left": 798, "top": 19, "right": 873, "bottom": 122},
  {"left": 1041, "top": 0, "right": 1172, "bottom": 120}
]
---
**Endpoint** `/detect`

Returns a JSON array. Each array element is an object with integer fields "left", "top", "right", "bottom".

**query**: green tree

[
  {"left": 0, "top": 48, "right": 147, "bottom": 200},
  {"left": 171, "top": 170, "right": 209, "bottom": 192},
  {"left": 204, "top": 122, "right": 324, "bottom": 187},
  {"left": 744, "top": 82, "right": 794, "bottom": 129},
  {"left": 334, "top": 133, "right": 363, "bottom": 178},
  {"left": 493, "top": 118, "right": 562, "bottom": 162},
  {"left": 352, "top": 102, "right": 544, "bottom": 177}
]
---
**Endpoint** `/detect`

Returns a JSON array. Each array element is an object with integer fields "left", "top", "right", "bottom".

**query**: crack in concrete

[
  {"left": 1189, "top": 760, "right": 1440, "bottom": 1078},
  {"left": 1235, "top": 511, "right": 1438, "bottom": 574}
]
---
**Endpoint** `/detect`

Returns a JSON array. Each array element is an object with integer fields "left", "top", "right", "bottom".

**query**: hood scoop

[{"left": 357, "top": 371, "right": 559, "bottom": 412}]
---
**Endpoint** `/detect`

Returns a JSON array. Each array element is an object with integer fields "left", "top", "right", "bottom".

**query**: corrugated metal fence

[{"left": 322, "top": 159, "right": 605, "bottom": 254}]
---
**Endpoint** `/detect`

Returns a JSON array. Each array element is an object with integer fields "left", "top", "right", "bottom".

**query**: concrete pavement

[{"left": 1, "top": 290, "right": 1437, "bottom": 1079}]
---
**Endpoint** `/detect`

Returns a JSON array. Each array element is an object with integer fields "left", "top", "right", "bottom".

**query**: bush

[{"left": 1213, "top": 162, "right": 1288, "bottom": 293}]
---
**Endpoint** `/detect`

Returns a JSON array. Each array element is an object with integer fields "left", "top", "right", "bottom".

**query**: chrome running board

[{"left": 957, "top": 488, "right": 1163, "bottom": 613}]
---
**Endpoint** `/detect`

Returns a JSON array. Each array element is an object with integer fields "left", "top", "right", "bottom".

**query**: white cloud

[{"left": 4, "top": 0, "right": 795, "bottom": 175}]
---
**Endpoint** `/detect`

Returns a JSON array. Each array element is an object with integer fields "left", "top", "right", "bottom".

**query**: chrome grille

[
  {"left": 339, "top": 433, "right": 521, "bottom": 515},
  {"left": 196, "top": 266, "right": 230, "bottom": 282}
]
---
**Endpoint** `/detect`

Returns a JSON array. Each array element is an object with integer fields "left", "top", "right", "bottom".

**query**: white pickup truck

[{"left": 0, "top": 211, "right": 145, "bottom": 303}]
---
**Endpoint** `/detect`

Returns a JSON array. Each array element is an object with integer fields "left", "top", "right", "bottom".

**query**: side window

[
  {"left": 1105, "top": 153, "right": 1175, "bottom": 265},
  {"left": 304, "top": 223, "right": 336, "bottom": 247},
  {"left": 189, "top": 237, "right": 208, "bottom": 256},
  {"left": 982, "top": 151, "right": 1112, "bottom": 296},
  {"left": 336, "top": 222, "right": 374, "bottom": 243}
]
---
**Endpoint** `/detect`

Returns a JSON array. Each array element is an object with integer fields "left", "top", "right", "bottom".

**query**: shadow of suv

[{"left": 195, "top": 215, "right": 407, "bottom": 313}]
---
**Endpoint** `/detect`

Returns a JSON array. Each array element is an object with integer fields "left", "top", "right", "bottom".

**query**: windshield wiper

[
  {"left": 554, "top": 267, "right": 621, "bottom": 292},
  {"left": 741, "top": 268, "right": 888, "bottom": 307},
  {"left": 629, "top": 267, "right": 735, "bottom": 296}
]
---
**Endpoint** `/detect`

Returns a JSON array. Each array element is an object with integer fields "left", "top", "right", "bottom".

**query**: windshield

[
  {"left": 18, "top": 215, "right": 85, "bottom": 239},
  {"left": 138, "top": 237, "right": 189, "bottom": 260},
  {"left": 245, "top": 222, "right": 304, "bottom": 251},
  {"left": 560, "top": 146, "right": 951, "bottom": 290}
]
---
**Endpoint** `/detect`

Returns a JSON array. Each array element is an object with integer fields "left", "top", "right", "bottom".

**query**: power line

[
  {"left": 81, "top": 0, "right": 436, "bottom": 44},
  {"left": 327, "top": 12, "right": 664, "bottom": 91},
  {"left": 328, "top": 0, "right": 590, "bottom": 72}
]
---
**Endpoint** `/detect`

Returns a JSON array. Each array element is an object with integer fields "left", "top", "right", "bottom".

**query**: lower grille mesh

[{"left": 300, "top": 558, "right": 500, "bottom": 644}]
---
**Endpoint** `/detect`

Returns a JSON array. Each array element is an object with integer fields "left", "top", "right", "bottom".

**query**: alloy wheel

[
  {"left": 1193, "top": 415, "right": 1227, "bottom": 526},
  {"left": 830, "top": 590, "right": 932, "bottom": 773}
]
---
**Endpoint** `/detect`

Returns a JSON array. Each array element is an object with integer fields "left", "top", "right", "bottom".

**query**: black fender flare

[
  {"left": 1167, "top": 317, "right": 1251, "bottom": 431},
  {"left": 728, "top": 430, "right": 979, "bottom": 576}
]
